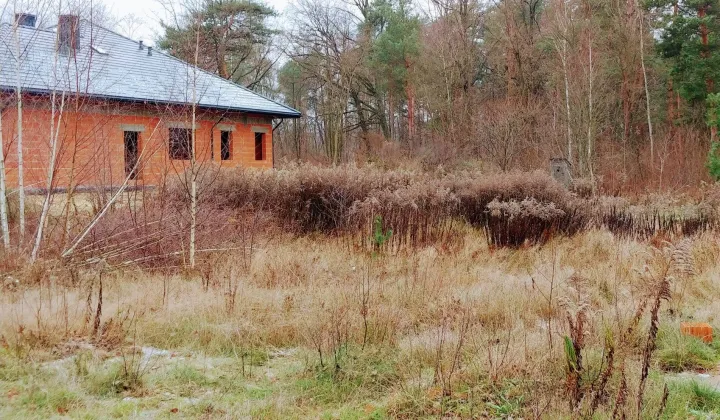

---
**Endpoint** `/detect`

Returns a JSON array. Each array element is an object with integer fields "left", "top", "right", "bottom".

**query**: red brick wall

[{"left": 0, "top": 99, "right": 274, "bottom": 189}]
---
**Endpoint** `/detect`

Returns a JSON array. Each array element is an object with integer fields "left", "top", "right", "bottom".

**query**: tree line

[{"left": 158, "top": 0, "right": 720, "bottom": 189}]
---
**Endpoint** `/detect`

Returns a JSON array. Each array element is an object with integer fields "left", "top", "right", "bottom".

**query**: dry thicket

[
  {"left": 170, "top": 165, "right": 719, "bottom": 251},
  {"left": 1, "top": 165, "right": 714, "bottom": 274}
]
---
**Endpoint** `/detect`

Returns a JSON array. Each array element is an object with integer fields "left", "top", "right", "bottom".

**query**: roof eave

[{"left": 0, "top": 86, "right": 301, "bottom": 118}]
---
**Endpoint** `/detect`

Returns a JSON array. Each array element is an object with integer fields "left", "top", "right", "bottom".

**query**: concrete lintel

[
  {"left": 251, "top": 126, "right": 269, "bottom": 134},
  {"left": 167, "top": 121, "right": 197, "bottom": 129},
  {"left": 119, "top": 124, "right": 146, "bottom": 132},
  {"left": 217, "top": 124, "right": 236, "bottom": 132}
]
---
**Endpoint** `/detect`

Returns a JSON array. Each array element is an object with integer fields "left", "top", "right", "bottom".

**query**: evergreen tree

[
  {"left": 653, "top": 0, "right": 720, "bottom": 106},
  {"left": 158, "top": 0, "right": 277, "bottom": 89}
]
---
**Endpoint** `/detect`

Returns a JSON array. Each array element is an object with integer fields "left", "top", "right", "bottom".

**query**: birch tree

[
  {"left": 189, "top": 21, "right": 201, "bottom": 268},
  {"left": 637, "top": 0, "right": 654, "bottom": 166},
  {"left": 0, "top": 92, "right": 9, "bottom": 250},
  {"left": 0, "top": 2, "right": 11, "bottom": 249},
  {"left": 12, "top": 1, "right": 26, "bottom": 243},
  {"left": 549, "top": 0, "right": 575, "bottom": 165},
  {"left": 585, "top": 0, "right": 595, "bottom": 179},
  {"left": 31, "top": 13, "right": 65, "bottom": 261}
]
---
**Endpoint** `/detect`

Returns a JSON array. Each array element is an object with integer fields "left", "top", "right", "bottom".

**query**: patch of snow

[{"left": 141, "top": 346, "right": 170, "bottom": 362}]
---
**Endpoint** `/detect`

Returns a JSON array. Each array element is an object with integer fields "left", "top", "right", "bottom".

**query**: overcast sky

[
  {"left": 106, "top": 0, "right": 294, "bottom": 45},
  {"left": 0, "top": 0, "right": 294, "bottom": 46}
]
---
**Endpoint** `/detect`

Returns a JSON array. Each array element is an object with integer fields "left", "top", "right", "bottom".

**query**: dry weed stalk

[
  {"left": 530, "top": 244, "right": 561, "bottom": 355},
  {"left": 636, "top": 240, "right": 693, "bottom": 415},
  {"left": 484, "top": 323, "right": 513, "bottom": 383},
  {"left": 560, "top": 275, "right": 590, "bottom": 412},
  {"left": 656, "top": 383, "right": 670, "bottom": 418},
  {"left": 359, "top": 264, "right": 372, "bottom": 350},
  {"left": 433, "top": 299, "right": 474, "bottom": 397},
  {"left": 588, "top": 329, "right": 615, "bottom": 415},
  {"left": 224, "top": 263, "right": 240, "bottom": 315},
  {"left": 302, "top": 297, "right": 352, "bottom": 372},
  {"left": 92, "top": 269, "right": 104, "bottom": 337},
  {"left": 612, "top": 363, "right": 628, "bottom": 420}
]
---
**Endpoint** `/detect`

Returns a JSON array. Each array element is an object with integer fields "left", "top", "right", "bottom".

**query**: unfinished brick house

[{"left": 0, "top": 14, "right": 300, "bottom": 191}]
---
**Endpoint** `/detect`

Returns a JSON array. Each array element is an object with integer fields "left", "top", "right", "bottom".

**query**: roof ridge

[{"left": 80, "top": 18, "right": 300, "bottom": 117}]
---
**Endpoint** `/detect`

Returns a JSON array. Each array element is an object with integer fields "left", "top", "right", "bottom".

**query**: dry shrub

[
  {"left": 595, "top": 198, "right": 716, "bottom": 240},
  {"left": 135, "top": 165, "right": 720, "bottom": 259},
  {"left": 350, "top": 180, "right": 460, "bottom": 250},
  {"left": 0, "top": 248, "right": 27, "bottom": 278},
  {"left": 173, "top": 166, "right": 585, "bottom": 249},
  {"left": 5, "top": 189, "right": 19, "bottom": 224},
  {"left": 485, "top": 198, "right": 586, "bottom": 247},
  {"left": 453, "top": 170, "right": 571, "bottom": 223},
  {"left": 189, "top": 164, "right": 418, "bottom": 233},
  {"left": 571, "top": 178, "right": 597, "bottom": 198},
  {"left": 76, "top": 200, "right": 183, "bottom": 269},
  {"left": 453, "top": 171, "right": 588, "bottom": 247},
  {"left": 55, "top": 183, "right": 278, "bottom": 270}
]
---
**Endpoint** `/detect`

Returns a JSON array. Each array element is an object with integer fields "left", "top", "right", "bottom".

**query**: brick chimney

[{"left": 57, "top": 14, "right": 79, "bottom": 55}]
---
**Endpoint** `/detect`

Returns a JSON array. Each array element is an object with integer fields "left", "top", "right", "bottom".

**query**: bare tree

[
  {"left": 585, "top": 2, "right": 594, "bottom": 180},
  {"left": 12, "top": 1, "right": 26, "bottom": 243},
  {"left": 31, "top": 5, "right": 66, "bottom": 261},
  {"left": 0, "top": 94, "right": 9, "bottom": 250},
  {"left": 115, "top": 13, "right": 145, "bottom": 39},
  {"left": 636, "top": 0, "right": 654, "bottom": 167},
  {"left": 189, "top": 20, "right": 200, "bottom": 268},
  {"left": 549, "top": 0, "right": 575, "bottom": 165},
  {"left": 0, "top": 1, "right": 12, "bottom": 249}
]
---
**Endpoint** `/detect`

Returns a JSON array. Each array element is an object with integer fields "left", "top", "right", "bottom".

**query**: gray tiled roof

[{"left": 0, "top": 21, "right": 300, "bottom": 118}]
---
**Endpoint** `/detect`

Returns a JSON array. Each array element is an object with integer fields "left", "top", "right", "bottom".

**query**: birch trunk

[
  {"left": 189, "top": 25, "right": 201, "bottom": 269},
  {"left": 555, "top": 0, "right": 573, "bottom": 165},
  {"left": 562, "top": 44, "right": 572, "bottom": 165},
  {"left": 0, "top": 105, "right": 10, "bottom": 249},
  {"left": 13, "top": 19, "right": 25, "bottom": 242},
  {"left": 637, "top": 2, "right": 654, "bottom": 166},
  {"left": 32, "top": 92, "right": 65, "bottom": 261}
]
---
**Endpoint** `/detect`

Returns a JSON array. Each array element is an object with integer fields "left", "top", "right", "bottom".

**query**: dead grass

[{"left": 2, "top": 225, "right": 720, "bottom": 417}]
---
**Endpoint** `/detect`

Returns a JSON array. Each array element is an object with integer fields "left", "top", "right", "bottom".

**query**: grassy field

[{"left": 3, "top": 224, "right": 720, "bottom": 418}]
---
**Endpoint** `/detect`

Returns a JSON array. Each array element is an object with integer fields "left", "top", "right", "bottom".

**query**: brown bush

[
  {"left": 181, "top": 164, "right": 422, "bottom": 234},
  {"left": 451, "top": 170, "right": 583, "bottom": 246},
  {"left": 156, "top": 165, "right": 719, "bottom": 254},
  {"left": 350, "top": 180, "right": 460, "bottom": 250},
  {"left": 168, "top": 166, "right": 586, "bottom": 249},
  {"left": 484, "top": 198, "right": 588, "bottom": 247}
]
